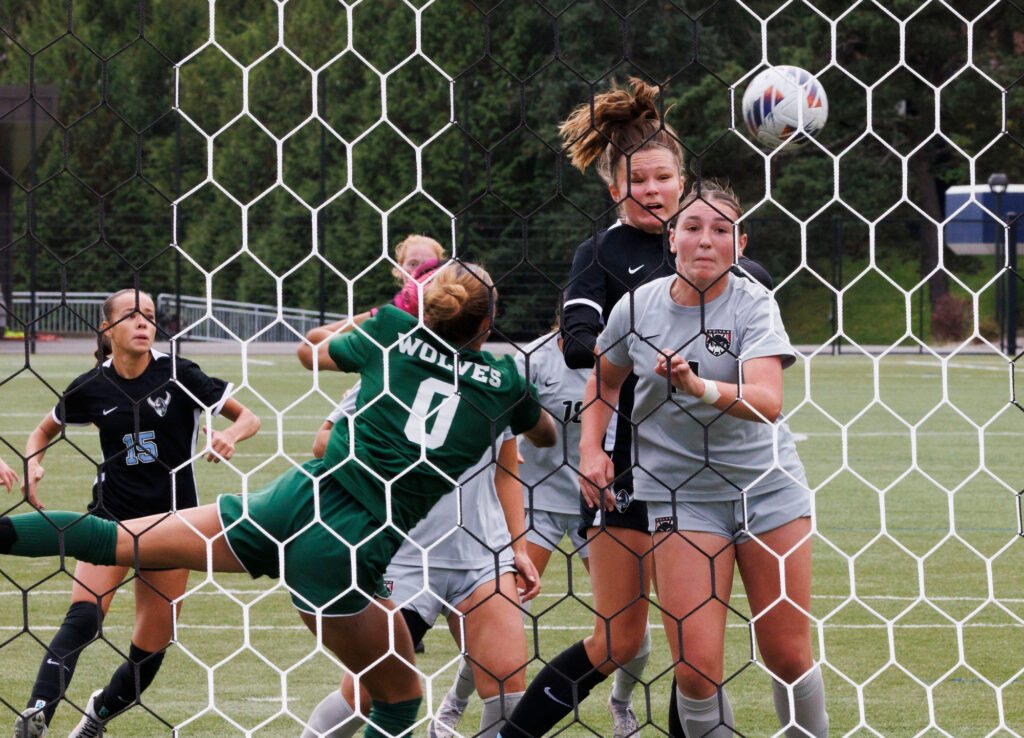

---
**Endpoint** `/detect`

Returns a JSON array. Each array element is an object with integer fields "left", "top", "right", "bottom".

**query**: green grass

[{"left": 1, "top": 350, "right": 1022, "bottom": 736}]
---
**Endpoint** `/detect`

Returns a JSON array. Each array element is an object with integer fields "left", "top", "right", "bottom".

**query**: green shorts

[{"left": 218, "top": 458, "right": 401, "bottom": 615}]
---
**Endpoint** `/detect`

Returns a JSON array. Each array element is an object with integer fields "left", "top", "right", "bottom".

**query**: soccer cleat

[
  {"left": 607, "top": 696, "right": 640, "bottom": 738},
  {"left": 67, "top": 690, "right": 104, "bottom": 738},
  {"left": 13, "top": 703, "right": 48, "bottom": 738},
  {"left": 427, "top": 693, "right": 468, "bottom": 738}
]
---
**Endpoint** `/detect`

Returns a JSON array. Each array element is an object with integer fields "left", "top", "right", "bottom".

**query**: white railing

[{"left": 8, "top": 292, "right": 346, "bottom": 343}]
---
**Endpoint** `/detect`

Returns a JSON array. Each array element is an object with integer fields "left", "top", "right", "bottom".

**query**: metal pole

[
  {"left": 174, "top": 112, "right": 182, "bottom": 337},
  {"left": 0, "top": 174, "right": 10, "bottom": 338},
  {"left": 459, "top": 79, "right": 470, "bottom": 259},
  {"left": 1008, "top": 212, "right": 1018, "bottom": 358},
  {"left": 318, "top": 74, "right": 326, "bottom": 325},
  {"left": 28, "top": 89, "right": 37, "bottom": 354},
  {"left": 995, "top": 190, "right": 1004, "bottom": 353}
]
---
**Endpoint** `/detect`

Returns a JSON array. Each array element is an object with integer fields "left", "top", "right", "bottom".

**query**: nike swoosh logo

[
  {"left": 628, "top": 264, "right": 644, "bottom": 274},
  {"left": 46, "top": 658, "right": 71, "bottom": 672},
  {"left": 544, "top": 380, "right": 557, "bottom": 386},
  {"left": 543, "top": 686, "right": 572, "bottom": 708},
  {"left": 103, "top": 407, "right": 117, "bottom": 415}
]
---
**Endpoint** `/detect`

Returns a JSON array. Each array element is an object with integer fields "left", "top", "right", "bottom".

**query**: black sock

[
  {"left": 96, "top": 643, "right": 166, "bottom": 719},
  {"left": 501, "top": 640, "right": 607, "bottom": 738},
  {"left": 28, "top": 601, "right": 103, "bottom": 724},
  {"left": 669, "top": 675, "right": 686, "bottom": 737}
]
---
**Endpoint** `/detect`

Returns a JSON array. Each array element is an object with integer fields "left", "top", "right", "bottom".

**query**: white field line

[
  {"left": 3, "top": 429, "right": 1021, "bottom": 441},
  {"left": 0, "top": 622, "right": 1019, "bottom": 633},
  {"left": 904, "top": 361, "right": 1006, "bottom": 372},
  {"left": 2, "top": 588, "right": 1021, "bottom": 603}
]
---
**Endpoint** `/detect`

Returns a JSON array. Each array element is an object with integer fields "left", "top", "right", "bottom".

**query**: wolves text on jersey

[{"left": 396, "top": 336, "right": 503, "bottom": 387}]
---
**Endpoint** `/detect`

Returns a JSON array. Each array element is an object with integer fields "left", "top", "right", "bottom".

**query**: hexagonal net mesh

[{"left": 1, "top": 0, "right": 1023, "bottom": 736}]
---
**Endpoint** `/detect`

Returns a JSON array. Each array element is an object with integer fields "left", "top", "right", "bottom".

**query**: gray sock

[
  {"left": 301, "top": 689, "right": 362, "bottom": 738},
  {"left": 478, "top": 691, "right": 524, "bottom": 738},
  {"left": 450, "top": 657, "right": 477, "bottom": 702},
  {"left": 611, "top": 622, "right": 651, "bottom": 703},
  {"left": 676, "top": 688, "right": 735, "bottom": 738},
  {"left": 772, "top": 664, "right": 829, "bottom": 738}
]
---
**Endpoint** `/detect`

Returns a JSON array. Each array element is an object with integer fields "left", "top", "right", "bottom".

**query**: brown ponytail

[
  {"left": 422, "top": 262, "right": 495, "bottom": 346},
  {"left": 559, "top": 77, "right": 684, "bottom": 186}
]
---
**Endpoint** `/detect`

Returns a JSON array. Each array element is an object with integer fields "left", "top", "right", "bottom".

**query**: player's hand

[
  {"left": 513, "top": 548, "right": 541, "bottom": 602},
  {"left": 203, "top": 427, "right": 236, "bottom": 463},
  {"left": 20, "top": 461, "right": 44, "bottom": 509},
  {"left": 0, "top": 458, "right": 20, "bottom": 494},
  {"left": 578, "top": 446, "right": 616, "bottom": 512},
  {"left": 654, "top": 349, "right": 702, "bottom": 397}
]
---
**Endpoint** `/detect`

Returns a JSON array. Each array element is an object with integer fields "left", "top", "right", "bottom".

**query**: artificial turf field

[{"left": 0, "top": 347, "right": 1022, "bottom": 736}]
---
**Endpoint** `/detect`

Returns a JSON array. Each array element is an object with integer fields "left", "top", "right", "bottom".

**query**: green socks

[
  {"left": 362, "top": 697, "right": 421, "bottom": 738},
  {"left": 1, "top": 511, "right": 117, "bottom": 566}
]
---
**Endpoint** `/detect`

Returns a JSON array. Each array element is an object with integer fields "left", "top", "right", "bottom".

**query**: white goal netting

[{"left": 1, "top": 1, "right": 1023, "bottom": 736}]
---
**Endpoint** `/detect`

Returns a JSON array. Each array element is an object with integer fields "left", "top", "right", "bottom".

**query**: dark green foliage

[{"left": 1, "top": 0, "right": 1023, "bottom": 340}]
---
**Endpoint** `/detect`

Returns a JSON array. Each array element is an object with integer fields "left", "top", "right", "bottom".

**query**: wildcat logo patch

[
  {"left": 705, "top": 329, "right": 732, "bottom": 357},
  {"left": 654, "top": 515, "right": 677, "bottom": 533},
  {"left": 146, "top": 391, "right": 171, "bottom": 417}
]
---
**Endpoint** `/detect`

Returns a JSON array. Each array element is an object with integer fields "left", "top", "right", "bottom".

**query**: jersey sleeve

[
  {"left": 177, "top": 360, "right": 232, "bottom": 415},
  {"left": 561, "top": 238, "right": 605, "bottom": 369},
  {"left": 739, "top": 292, "right": 796, "bottom": 369},
  {"left": 595, "top": 293, "right": 633, "bottom": 368},
  {"left": 507, "top": 373, "right": 543, "bottom": 437},
  {"left": 52, "top": 372, "right": 94, "bottom": 426},
  {"left": 327, "top": 314, "right": 381, "bottom": 373}
]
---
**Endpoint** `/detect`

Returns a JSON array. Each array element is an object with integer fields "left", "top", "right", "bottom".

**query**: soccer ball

[{"left": 741, "top": 66, "right": 828, "bottom": 148}]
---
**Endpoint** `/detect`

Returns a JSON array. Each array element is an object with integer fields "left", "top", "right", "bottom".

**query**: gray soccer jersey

[
  {"left": 327, "top": 385, "right": 513, "bottom": 569},
  {"left": 597, "top": 274, "right": 808, "bottom": 502},
  {"left": 514, "top": 333, "right": 591, "bottom": 515}
]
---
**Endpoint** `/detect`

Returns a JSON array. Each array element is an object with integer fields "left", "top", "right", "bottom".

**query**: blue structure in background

[
  {"left": 945, "top": 184, "right": 1024, "bottom": 255},
  {"left": 945, "top": 181, "right": 1021, "bottom": 356}
]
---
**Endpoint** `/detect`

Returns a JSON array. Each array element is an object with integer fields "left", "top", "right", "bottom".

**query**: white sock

[
  {"left": 772, "top": 664, "right": 829, "bottom": 738},
  {"left": 478, "top": 691, "right": 524, "bottom": 738},
  {"left": 301, "top": 689, "right": 362, "bottom": 738},
  {"left": 676, "top": 688, "right": 735, "bottom": 738},
  {"left": 450, "top": 657, "right": 477, "bottom": 702},
  {"left": 611, "top": 623, "right": 651, "bottom": 703}
]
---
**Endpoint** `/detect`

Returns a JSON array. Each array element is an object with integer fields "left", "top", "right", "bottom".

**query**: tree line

[{"left": 1, "top": 0, "right": 1022, "bottom": 341}]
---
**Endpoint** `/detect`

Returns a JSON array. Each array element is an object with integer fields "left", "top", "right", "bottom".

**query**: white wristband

[{"left": 699, "top": 379, "right": 721, "bottom": 405}]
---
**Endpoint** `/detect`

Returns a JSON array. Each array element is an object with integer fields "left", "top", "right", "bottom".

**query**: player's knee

[
  {"left": 762, "top": 649, "right": 814, "bottom": 685},
  {"left": 471, "top": 654, "right": 528, "bottom": 695},
  {"left": 674, "top": 664, "right": 721, "bottom": 700},
  {"left": 591, "top": 626, "right": 646, "bottom": 668}
]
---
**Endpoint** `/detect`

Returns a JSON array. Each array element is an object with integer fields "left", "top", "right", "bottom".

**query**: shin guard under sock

[
  {"left": 302, "top": 689, "right": 362, "bottom": 738},
  {"left": 500, "top": 640, "right": 607, "bottom": 738},
  {"left": 362, "top": 697, "right": 421, "bottom": 738},
  {"left": 96, "top": 644, "right": 165, "bottom": 719},
  {"left": 28, "top": 600, "right": 103, "bottom": 724},
  {"left": 772, "top": 664, "right": 829, "bottom": 738}
]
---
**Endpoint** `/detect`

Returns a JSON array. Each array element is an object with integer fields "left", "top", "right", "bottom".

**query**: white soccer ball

[{"left": 741, "top": 65, "right": 828, "bottom": 148}]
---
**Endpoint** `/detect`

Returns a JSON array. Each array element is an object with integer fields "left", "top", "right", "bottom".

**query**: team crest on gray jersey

[
  {"left": 147, "top": 391, "right": 171, "bottom": 417},
  {"left": 705, "top": 329, "right": 732, "bottom": 357}
]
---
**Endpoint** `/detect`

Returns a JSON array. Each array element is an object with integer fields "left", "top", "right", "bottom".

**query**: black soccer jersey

[
  {"left": 561, "top": 222, "right": 673, "bottom": 369},
  {"left": 52, "top": 349, "right": 232, "bottom": 521}
]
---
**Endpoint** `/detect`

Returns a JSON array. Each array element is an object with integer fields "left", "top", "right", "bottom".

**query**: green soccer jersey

[{"left": 324, "top": 305, "right": 542, "bottom": 532}]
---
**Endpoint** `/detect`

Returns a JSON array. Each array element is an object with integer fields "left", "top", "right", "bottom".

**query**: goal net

[{"left": 1, "top": 1, "right": 1022, "bottom": 736}]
